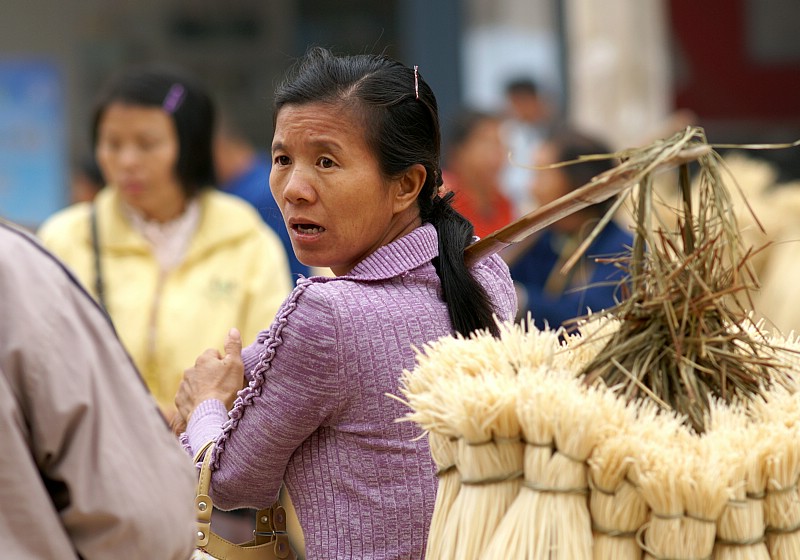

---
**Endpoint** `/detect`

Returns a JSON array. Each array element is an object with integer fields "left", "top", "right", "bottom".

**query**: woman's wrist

[{"left": 185, "top": 399, "right": 230, "bottom": 455}]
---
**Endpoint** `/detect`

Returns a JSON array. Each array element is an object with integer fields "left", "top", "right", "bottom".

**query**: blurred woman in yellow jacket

[{"left": 38, "top": 65, "right": 292, "bottom": 425}]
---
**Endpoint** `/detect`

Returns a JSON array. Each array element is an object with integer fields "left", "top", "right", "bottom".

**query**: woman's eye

[
  {"left": 139, "top": 139, "right": 158, "bottom": 151},
  {"left": 319, "top": 157, "right": 335, "bottom": 169},
  {"left": 274, "top": 155, "right": 291, "bottom": 166}
]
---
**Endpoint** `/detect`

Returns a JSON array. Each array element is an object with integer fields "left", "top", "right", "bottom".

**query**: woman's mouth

[{"left": 293, "top": 223, "right": 325, "bottom": 235}]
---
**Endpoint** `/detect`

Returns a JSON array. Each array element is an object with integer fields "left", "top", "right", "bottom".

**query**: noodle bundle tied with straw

[
  {"left": 588, "top": 400, "right": 668, "bottom": 560},
  {"left": 485, "top": 368, "right": 621, "bottom": 559},
  {"left": 763, "top": 426, "right": 800, "bottom": 560},
  {"left": 705, "top": 401, "right": 770, "bottom": 560},
  {"left": 436, "top": 370, "right": 523, "bottom": 560},
  {"left": 748, "top": 385, "right": 800, "bottom": 560},
  {"left": 395, "top": 328, "right": 520, "bottom": 559},
  {"left": 633, "top": 420, "right": 730, "bottom": 560}
]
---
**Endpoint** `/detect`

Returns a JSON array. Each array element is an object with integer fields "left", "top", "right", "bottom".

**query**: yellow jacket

[{"left": 38, "top": 187, "right": 293, "bottom": 410}]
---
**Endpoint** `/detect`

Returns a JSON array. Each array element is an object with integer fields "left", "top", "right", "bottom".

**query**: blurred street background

[{"left": 2, "top": 0, "right": 800, "bottom": 229}]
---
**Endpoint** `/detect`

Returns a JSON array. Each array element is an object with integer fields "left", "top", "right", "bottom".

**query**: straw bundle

[{"left": 579, "top": 127, "right": 783, "bottom": 433}]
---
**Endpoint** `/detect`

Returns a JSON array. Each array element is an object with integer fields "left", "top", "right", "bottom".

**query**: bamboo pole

[{"left": 464, "top": 144, "right": 711, "bottom": 267}]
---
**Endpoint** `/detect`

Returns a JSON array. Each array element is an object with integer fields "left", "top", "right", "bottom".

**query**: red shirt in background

[{"left": 442, "top": 170, "right": 514, "bottom": 239}]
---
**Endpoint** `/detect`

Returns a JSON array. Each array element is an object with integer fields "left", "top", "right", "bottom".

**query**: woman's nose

[
  {"left": 280, "top": 168, "right": 316, "bottom": 204},
  {"left": 117, "top": 144, "right": 141, "bottom": 167}
]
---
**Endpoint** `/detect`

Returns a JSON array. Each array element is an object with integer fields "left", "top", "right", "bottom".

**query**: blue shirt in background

[
  {"left": 219, "top": 153, "right": 310, "bottom": 279},
  {"left": 510, "top": 221, "right": 633, "bottom": 329}
]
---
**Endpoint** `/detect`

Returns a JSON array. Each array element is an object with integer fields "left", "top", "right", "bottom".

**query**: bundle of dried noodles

[
  {"left": 705, "top": 401, "right": 770, "bottom": 560},
  {"left": 396, "top": 329, "right": 517, "bottom": 559},
  {"left": 748, "top": 385, "right": 800, "bottom": 560},
  {"left": 589, "top": 400, "right": 680, "bottom": 560},
  {"left": 484, "top": 368, "right": 622, "bottom": 559},
  {"left": 435, "top": 369, "right": 523, "bottom": 560},
  {"left": 634, "top": 422, "right": 730, "bottom": 560}
]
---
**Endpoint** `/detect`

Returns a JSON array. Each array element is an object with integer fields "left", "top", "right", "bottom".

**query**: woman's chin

[{"left": 293, "top": 250, "right": 327, "bottom": 270}]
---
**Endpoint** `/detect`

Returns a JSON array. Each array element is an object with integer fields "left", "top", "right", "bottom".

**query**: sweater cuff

[
  {"left": 185, "top": 399, "right": 228, "bottom": 458},
  {"left": 242, "top": 345, "right": 264, "bottom": 382}
]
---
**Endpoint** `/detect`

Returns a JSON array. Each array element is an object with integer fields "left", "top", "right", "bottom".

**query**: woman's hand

[{"left": 175, "top": 328, "right": 246, "bottom": 428}]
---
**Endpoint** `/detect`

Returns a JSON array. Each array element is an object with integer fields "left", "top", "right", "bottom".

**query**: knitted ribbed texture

[{"left": 185, "top": 224, "right": 517, "bottom": 559}]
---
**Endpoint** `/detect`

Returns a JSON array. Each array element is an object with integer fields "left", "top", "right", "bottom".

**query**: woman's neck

[{"left": 144, "top": 199, "right": 187, "bottom": 223}]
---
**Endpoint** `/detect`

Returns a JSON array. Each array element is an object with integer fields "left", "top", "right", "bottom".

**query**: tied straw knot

[{"left": 636, "top": 521, "right": 713, "bottom": 560}]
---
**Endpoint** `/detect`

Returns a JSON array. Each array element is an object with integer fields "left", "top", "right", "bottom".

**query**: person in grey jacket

[{"left": 0, "top": 219, "right": 196, "bottom": 559}]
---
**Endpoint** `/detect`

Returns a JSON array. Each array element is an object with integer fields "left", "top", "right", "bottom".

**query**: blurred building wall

[
  {"left": 462, "top": 0, "right": 562, "bottom": 113},
  {"left": 564, "top": 0, "right": 673, "bottom": 150},
  {"left": 3, "top": 0, "right": 800, "bottom": 227}
]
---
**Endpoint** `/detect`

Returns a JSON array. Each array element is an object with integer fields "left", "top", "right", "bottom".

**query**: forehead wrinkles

[{"left": 274, "top": 102, "right": 368, "bottom": 149}]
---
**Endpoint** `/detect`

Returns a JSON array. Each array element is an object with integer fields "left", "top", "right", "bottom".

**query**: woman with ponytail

[{"left": 175, "top": 47, "right": 516, "bottom": 559}]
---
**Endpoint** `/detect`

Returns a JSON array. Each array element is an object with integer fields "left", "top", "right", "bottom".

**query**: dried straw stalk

[{"left": 579, "top": 126, "right": 784, "bottom": 433}]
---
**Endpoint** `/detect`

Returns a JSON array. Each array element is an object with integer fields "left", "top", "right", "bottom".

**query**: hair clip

[
  {"left": 413, "top": 65, "right": 419, "bottom": 100},
  {"left": 162, "top": 83, "right": 186, "bottom": 114}
]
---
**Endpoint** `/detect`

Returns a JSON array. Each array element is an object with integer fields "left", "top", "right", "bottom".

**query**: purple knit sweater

[{"left": 185, "top": 223, "right": 517, "bottom": 559}]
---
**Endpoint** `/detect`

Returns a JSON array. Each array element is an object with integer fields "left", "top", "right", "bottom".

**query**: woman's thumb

[{"left": 224, "top": 327, "right": 243, "bottom": 358}]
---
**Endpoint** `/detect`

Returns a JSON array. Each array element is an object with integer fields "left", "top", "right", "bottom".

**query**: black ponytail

[
  {"left": 274, "top": 47, "right": 500, "bottom": 337},
  {"left": 420, "top": 191, "right": 500, "bottom": 338}
]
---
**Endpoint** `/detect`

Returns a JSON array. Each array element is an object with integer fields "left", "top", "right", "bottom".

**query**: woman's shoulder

[
  {"left": 196, "top": 189, "right": 285, "bottom": 250},
  {"left": 471, "top": 252, "right": 513, "bottom": 283},
  {"left": 470, "top": 253, "right": 518, "bottom": 321},
  {"left": 37, "top": 201, "right": 93, "bottom": 248},
  {"left": 200, "top": 188, "right": 265, "bottom": 226},
  {"left": 290, "top": 276, "right": 392, "bottom": 321},
  {"left": 295, "top": 277, "right": 351, "bottom": 306}
]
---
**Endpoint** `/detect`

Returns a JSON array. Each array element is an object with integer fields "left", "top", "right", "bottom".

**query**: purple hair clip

[
  {"left": 162, "top": 83, "right": 186, "bottom": 114},
  {"left": 413, "top": 65, "right": 419, "bottom": 100}
]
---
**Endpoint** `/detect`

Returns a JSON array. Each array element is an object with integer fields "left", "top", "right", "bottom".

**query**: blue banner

[{"left": 0, "top": 60, "right": 66, "bottom": 229}]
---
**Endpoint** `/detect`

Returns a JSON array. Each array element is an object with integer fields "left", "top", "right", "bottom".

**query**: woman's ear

[{"left": 393, "top": 164, "right": 427, "bottom": 214}]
